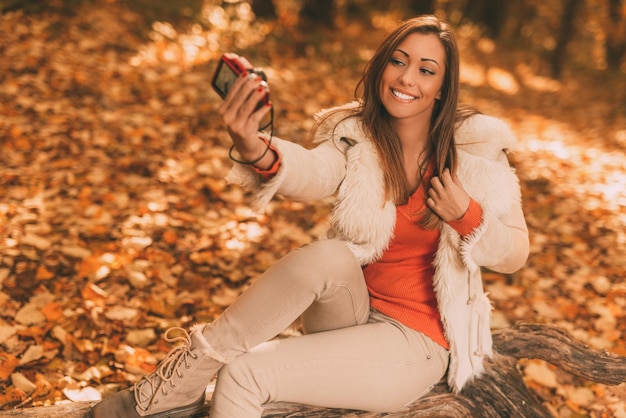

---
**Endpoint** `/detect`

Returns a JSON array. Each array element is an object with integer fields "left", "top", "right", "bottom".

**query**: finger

[
  {"left": 430, "top": 176, "right": 444, "bottom": 193},
  {"left": 241, "top": 83, "right": 269, "bottom": 117},
  {"left": 220, "top": 76, "right": 264, "bottom": 124},
  {"left": 225, "top": 72, "right": 253, "bottom": 101},
  {"left": 226, "top": 95, "right": 271, "bottom": 146},
  {"left": 440, "top": 169, "right": 453, "bottom": 186},
  {"left": 249, "top": 100, "right": 272, "bottom": 125},
  {"left": 426, "top": 197, "right": 436, "bottom": 209},
  {"left": 452, "top": 171, "right": 463, "bottom": 187}
]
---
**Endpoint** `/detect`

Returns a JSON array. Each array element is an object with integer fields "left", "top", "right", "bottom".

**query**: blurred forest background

[{"left": 0, "top": 0, "right": 625, "bottom": 417}]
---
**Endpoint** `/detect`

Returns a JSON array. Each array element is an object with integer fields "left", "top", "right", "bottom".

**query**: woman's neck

[
  {"left": 396, "top": 119, "right": 430, "bottom": 160},
  {"left": 393, "top": 117, "right": 432, "bottom": 192}
]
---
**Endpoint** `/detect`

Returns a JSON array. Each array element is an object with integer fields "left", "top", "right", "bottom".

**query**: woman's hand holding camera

[{"left": 218, "top": 61, "right": 274, "bottom": 169}]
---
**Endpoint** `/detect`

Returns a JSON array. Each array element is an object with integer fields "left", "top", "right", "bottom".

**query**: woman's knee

[
  {"left": 272, "top": 239, "right": 361, "bottom": 290},
  {"left": 297, "top": 239, "right": 361, "bottom": 275}
]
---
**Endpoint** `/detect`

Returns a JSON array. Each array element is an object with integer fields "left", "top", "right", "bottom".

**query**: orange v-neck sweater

[{"left": 362, "top": 179, "right": 483, "bottom": 350}]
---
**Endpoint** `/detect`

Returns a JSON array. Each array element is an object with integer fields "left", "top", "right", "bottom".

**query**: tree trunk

[
  {"left": 497, "top": 1, "right": 535, "bottom": 42},
  {"left": 406, "top": 0, "right": 436, "bottom": 16},
  {"left": 299, "top": 0, "right": 335, "bottom": 28},
  {"left": 462, "top": 0, "right": 508, "bottom": 38},
  {"left": 251, "top": 0, "right": 276, "bottom": 20},
  {"left": 551, "top": 0, "right": 582, "bottom": 79},
  {"left": 605, "top": 0, "right": 626, "bottom": 70}
]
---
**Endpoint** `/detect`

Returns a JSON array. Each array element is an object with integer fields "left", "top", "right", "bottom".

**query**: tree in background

[
  {"left": 406, "top": 0, "right": 436, "bottom": 16},
  {"left": 550, "top": 0, "right": 583, "bottom": 78},
  {"left": 461, "top": 0, "right": 508, "bottom": 38},
  {"left": 251, "top": 0, "right": 276, "bottom": 19},
  {"left": 605, "top": 0, "right": 626, "bottom": 70},
  {"left": 299, "top": 0, "right": 334, "bottom": 27}
]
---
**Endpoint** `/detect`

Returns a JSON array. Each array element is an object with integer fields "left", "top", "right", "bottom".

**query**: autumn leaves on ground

[{"left": 0, "top": 2, "right": 625, "bottom": 417}]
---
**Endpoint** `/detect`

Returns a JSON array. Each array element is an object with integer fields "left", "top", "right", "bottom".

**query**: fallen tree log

[{"left": 1, "top": 323, "right": 625, "bottom": 418}]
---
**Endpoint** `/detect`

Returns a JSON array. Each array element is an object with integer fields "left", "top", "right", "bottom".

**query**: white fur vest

[{"left": 226, "top": 104, "right": 529, "bottom": 393}]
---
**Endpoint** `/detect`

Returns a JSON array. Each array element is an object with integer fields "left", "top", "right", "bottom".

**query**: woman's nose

[{"left": 398, "top": 71, "right": 415, "bottom": 86}]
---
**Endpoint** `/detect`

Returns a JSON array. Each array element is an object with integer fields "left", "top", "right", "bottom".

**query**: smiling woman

[{"left": 90, "top": 14, "right": 530, "bottom": 418}]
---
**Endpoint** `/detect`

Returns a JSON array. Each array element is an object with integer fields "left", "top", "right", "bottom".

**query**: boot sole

[{"left": 141, "top": 394, "right": 207, "bottom": 418}]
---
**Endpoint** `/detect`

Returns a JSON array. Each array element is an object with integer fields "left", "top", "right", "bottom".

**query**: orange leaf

[
  {"left": 593, "top": 384, "right": 606, "bottom": 399},
  {"left": 13, "top": 137, "right": 31, "bottom": 150},
  {"left": 120, "top": 347, "right": 156, "bottom": 375},
  {"left": 162, "top": 230, "right": 178, "bottom": 244},
  {"left": 78, "top": 186, "right": 92, "bottom": 201},
  {"left": 140, "top": 362, "right": 157, "bottom": 373},
  {"left": 41, "top": 302, "right": 64, "bottom": 321},
  {"left": 17, "top": 325, "right": 45, "bottom": 338},
  {"left": 89, "top": 224, "right": 109, "bottom": 236},
  {"left": 81, "top": 283, "right": 107, "bottom": 304},
  {"left": 77, "top": 255, "right": 103, "bottom": 278},
  {"left": 0, "top": 388, "right": 27, "bottom": 409},
  {"left": 0, "top": 352, "right": 20, "bottom": 380},
  {"left": 43, "top": 340, "right": 60, "bottom": 351},
  {"left": 36, "top": 266, "right": 55, "bottom": 281},
  {"left": 9, "top": 125, "right": 23, "bottom": 138}
]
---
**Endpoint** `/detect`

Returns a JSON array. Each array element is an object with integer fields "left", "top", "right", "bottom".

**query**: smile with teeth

[{"left": 391, "top": 89, "right": 417, "bottom": 101}]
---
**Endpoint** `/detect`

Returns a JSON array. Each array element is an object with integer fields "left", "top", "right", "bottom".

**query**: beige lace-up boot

[{"left": 90, "top": 325, "right": 224, "bottom": 418}]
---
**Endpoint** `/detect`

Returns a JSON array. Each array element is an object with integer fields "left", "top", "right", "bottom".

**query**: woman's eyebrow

[
  {"left": 396, "top": 48, "right": 410, "bottom": 58},
  {"left": 421, "top": 57, "right": 440, "bottom": 68},
  {"left": 395, "top": 48, "right": 440, "bottom": 68}
]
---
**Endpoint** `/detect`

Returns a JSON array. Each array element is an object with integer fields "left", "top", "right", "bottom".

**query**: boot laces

[{"left": 134, "top": 327, "right": 198, "bottom": 412}]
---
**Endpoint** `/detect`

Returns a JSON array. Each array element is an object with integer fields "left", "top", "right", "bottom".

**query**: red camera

[{"left": 211, "top": 53, "right": 269, "bottom": 109}]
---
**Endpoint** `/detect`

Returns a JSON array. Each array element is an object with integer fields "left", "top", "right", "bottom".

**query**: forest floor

[{"left": 0, "top": 1, "right": 625, "bottom": 417}]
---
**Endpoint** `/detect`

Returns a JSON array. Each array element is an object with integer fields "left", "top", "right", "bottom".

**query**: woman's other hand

[{"left": 426, "top": 169, "right": 471, "bottom": 221}]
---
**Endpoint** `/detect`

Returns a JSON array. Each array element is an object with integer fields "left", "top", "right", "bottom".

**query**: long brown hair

[{"left": 315, "top": 15, "right": 465, "bottom": 229}]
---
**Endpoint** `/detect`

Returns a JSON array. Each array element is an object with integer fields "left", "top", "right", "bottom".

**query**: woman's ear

[{"left": 436, "top": 90, "right": 442, "bottom": 100}]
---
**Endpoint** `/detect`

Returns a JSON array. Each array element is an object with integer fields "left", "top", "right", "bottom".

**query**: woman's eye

[
  {"left": 390, "top": 58, "right": 405, "bottom": 66},
  {"left": 420, "top": 67, "right": 435, "bottom": 75}
]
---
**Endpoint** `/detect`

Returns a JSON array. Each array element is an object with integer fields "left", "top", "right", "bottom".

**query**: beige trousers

[{"left": 203, "top": 239, "right": 449, "bottom": 418}]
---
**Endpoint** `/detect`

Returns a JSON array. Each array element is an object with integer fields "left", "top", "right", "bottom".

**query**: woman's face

[{"left": 379, "top": 32, "right": 446, "bottom": 126}]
